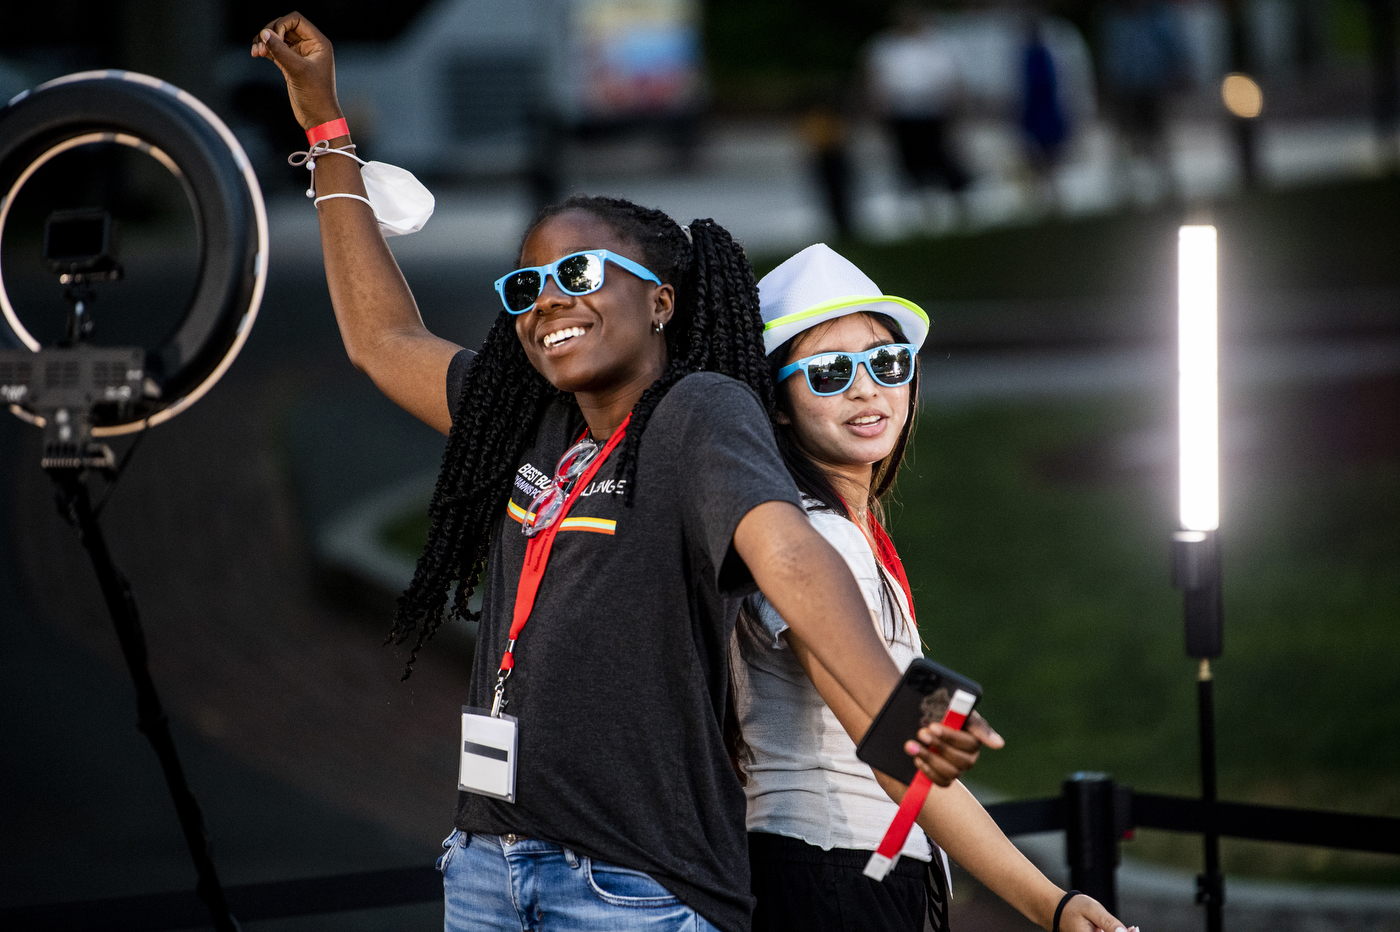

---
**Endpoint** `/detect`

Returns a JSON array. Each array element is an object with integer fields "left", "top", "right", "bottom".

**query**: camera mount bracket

[{"left": 0, "top": 343, "right": 146, "bottom": 467}]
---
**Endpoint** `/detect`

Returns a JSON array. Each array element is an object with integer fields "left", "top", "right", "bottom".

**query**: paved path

[
  {"left": 925, "top": 335, "right": 1400, "bottom": 405},
  {"left": 268, "top": 116, "right": 1394, "bottom": 261}
]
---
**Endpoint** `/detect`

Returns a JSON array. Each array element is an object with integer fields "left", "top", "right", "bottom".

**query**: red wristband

[{"left": 306, "top": 117, "right": 349, "bottom": 145}]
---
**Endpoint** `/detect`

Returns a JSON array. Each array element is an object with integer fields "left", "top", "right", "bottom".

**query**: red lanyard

[
  {"left": 867, "top": 515, "right": 916, "bottom": 623},
  {"left": 838, "top": 496, "right": 916, "bottom": 623},
  {"left": 489, "top": 414, "right": 631, "bottom": 717}
]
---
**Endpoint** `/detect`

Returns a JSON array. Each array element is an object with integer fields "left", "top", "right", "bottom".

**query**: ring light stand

[{"left": 0, "top": 71, "right": 269, "bottom": 932}]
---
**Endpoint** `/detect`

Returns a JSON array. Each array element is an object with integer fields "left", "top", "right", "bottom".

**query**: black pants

[{"left": 748, "top": 832, "right": 927, "bottom": 932}]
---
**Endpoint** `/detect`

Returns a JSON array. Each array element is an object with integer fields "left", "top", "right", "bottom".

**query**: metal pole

[
  {"left": 49, "top": 468, "right": 239, "bottom": 932},
  {"left": 1173, "top": 530, "right": 1225, "bottom": 929},
  {"left": 1225, "top": 0, "right": 1259, "bottom": 187},
  {"left": 1365, "top": 0, "right": 1400, "bottom": 166},
  {"left": 1197, "top": 659, "right": 1223, "bottom": 931}
]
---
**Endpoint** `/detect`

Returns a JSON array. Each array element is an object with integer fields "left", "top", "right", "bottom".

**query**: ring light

[{"left": 0, "top": 70, "right": 268, "bottom": 437}]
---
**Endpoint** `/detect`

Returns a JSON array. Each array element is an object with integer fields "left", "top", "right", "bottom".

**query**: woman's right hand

[
  {"left": 250, "top": 12, "right": 344, "bottom": 131},
  {"left": 250, "top": 12, "right": 461, "bottom": 434},
  {"left": 905, "top": 708, "right": 1004, "bottom": 787}
]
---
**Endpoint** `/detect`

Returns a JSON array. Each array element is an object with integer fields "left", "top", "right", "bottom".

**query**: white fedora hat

[{"left": 758, "top": 243, "right": 929, "bottom": 356}]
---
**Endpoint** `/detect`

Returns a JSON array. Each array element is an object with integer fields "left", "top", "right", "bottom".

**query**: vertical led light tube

[{"left": 1178, "top": 225, "right": 1219, "bottom": 532}]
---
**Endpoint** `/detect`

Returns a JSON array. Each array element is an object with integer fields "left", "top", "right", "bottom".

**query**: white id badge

[{"left": 459, "top": 707, "right": 518, "bottom": 803}]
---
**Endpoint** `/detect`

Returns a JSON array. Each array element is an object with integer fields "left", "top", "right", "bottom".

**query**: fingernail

[
  {"left": 1114, "top": 927, "right": 1126, "bottom": 932},
  {"left": 904, "top": 740, "right": 921, "bottom": 755},
  {"left": 261, "top": 29, "right": 272, "bottom": 41}
]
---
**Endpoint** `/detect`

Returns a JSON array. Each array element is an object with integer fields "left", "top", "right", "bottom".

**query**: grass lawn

[{"left": 891, "top": 383, "right": 1400, "bottom": 885}]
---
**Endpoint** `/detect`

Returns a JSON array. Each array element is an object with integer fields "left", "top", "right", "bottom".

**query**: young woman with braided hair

[{"left": 254, "top": 13, "right": 991, "bottom": 932}]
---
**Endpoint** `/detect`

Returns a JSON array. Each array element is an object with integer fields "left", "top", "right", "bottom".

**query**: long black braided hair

[{"left": 387, "top": 195, "right": 773, "bottom": 677}]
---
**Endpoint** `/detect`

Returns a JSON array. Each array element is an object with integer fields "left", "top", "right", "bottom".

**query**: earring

[{"left": 653, "top": 320, "right": 665, "bottom": 334}]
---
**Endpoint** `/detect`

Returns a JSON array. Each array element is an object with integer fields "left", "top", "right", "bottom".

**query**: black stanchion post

[{"left": 1063, "top": 773, "right": 1122, "bottom": 913}]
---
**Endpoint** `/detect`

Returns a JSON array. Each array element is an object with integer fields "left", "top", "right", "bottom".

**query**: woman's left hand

[
  {"left": 1057, "top": 890, "right": 1137, "bottom": 932},
  {"left": 906, "top": 710, "right": 1005, "bottom": 786}
]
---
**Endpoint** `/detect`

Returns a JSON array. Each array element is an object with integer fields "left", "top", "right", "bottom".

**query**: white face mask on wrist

[{"left": 288, "top": 142, "right": 435, "bottom": 237}]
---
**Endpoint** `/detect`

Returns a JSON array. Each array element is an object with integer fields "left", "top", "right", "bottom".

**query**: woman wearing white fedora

[{"left": 730, "top": 244, "right": 1139, "bottom": 932}]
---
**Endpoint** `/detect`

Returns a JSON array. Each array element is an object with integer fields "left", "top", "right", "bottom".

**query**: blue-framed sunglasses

[
  {"left": 494, "top": 249, "right": 662, "bottom": 314},
  {"left": 778, "top": 343, "right": 918, "bottom": 396}
]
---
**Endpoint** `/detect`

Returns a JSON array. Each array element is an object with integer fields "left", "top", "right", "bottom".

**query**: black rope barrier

[
  {"left": 1131, "top": 792, "right": 1400, "bottom": 855},
  {"left": 980, "top": 790, "right": 1400, "bottom": 855},
  {"left": 984, "top": 796, "right": 1065, "bottom": 835},
  {"left": 5, "top": 788, "right": 1397, "bottom": 931}
]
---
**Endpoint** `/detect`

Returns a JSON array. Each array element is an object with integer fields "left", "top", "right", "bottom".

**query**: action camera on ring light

[{"left": 0, "top": 71, "right": 268, "bottom": 468}]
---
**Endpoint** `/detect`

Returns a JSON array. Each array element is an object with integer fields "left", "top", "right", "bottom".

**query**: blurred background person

[
  {"left": 797, "top": 89, "right": 856, "bottom": 240},
  {"left": 865, "top": 2, "right": 972, "bottom": 229},
  {"left": 1097, "top": 0, "right": 1192, "bottom": 204},
  {"left": 1019, "top": 15, "right": 1072, "bottom": 212}
]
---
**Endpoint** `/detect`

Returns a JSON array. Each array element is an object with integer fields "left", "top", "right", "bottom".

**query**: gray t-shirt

[{"left": 446, "top": 350, "right": 801, "bottom": 932}]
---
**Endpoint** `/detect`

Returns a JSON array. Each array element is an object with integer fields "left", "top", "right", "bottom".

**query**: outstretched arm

[
  {"left": 252, "top": 13, "right": 460, "bottom": 433},
  {"left": 876, "top": 776, "right": 1132, "bottom": 932},
  {"left": 733, "top": 501, "right": 979, "bottom": 777},
  {"left": 787, "top": 637, "right": 1134, "bottom": 932}
]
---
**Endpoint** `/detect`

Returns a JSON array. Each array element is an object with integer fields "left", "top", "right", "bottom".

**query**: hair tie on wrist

[
  {"left": 1052, "top": 890, "right": 1082, "bottom": 932},
  {"left": 306, "top": 117, "right": 349, "bottom": 145}
]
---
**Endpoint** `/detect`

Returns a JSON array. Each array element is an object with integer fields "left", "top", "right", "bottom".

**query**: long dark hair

[
  {"left": 386, "top": 196, "right": 773, "bottom": 677},
  {"left": 770, "top": 311, "right": 919, "bottom": 529},
  {"left": 728, "top": 311, "right": 920, "bottom": 780},
  {"left": 770, "top": 312, "right": 919, "bottom": 644}
]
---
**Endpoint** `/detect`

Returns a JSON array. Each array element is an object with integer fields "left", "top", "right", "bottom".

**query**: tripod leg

[{"left": 50, "top": 469, "right": 239, "bottom": 932}]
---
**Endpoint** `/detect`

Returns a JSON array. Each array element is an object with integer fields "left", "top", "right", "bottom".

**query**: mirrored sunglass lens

[
  {"left": 869, "top": 346, "right": 913, "bottom": 385},
  {"left": 556, "top": 254, "right": 604, "bottom": 294},
  {"left": 807, "top": 354, "right": 854, "bottom": 394},
  {"left": 503, "top": 271, "right": 541, "bottom": 311}
]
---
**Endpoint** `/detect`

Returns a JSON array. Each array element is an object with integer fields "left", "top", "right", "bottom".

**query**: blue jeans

[{"left": 438, "top": 829, "right": 721, "bottom": 932}]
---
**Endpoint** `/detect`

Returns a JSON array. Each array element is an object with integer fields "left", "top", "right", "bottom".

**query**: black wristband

[{"left": 1052, "top": 890, "right": 1082, "bottom": 932}]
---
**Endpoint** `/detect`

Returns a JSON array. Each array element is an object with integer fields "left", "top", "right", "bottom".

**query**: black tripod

[
  {"left": 46, "top": 464, "right": 239, "bottom": 932},
  {"left": 30, "top": 270, "right": 238, "bottom": 930}
]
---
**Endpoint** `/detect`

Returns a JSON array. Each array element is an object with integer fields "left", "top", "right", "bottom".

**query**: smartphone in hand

[{"left": 855, "top": 658, "right": 982, "bottom": 785}]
